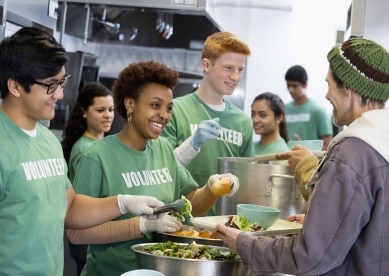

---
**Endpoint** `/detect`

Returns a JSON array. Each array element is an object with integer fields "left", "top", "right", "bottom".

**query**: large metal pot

[
  {"left": 216, "top": 157, "right": 307, "bottom": 219},
  {"left": 131, "top": 243, "right": 249, "bottom": 276}
]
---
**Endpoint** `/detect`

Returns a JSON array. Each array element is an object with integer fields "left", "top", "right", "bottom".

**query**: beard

[
  {"left": 332, "top": 116, "right": 341, "bottom": 127},
  {"left": 332, "top": 109, "right": 346, "bottom": 127}
]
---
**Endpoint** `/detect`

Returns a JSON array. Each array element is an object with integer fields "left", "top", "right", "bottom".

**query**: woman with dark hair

[
  {"left": 251, "top": 92, "right": 289, "bottom": 155},
  {"left": 61, "top": 83, "right": 114, "bottom": 275},
  {"left": 62, "top": 83, "right": 114, "bottom": 181}
]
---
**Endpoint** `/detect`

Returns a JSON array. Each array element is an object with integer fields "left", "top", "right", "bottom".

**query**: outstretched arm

[{"left": 65, "top": 188, "right": 164, "bottom": 229}]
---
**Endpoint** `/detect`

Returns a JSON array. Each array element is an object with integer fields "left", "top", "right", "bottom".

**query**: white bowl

[
  {"left": 121, "top": 269, "right": 165, "bottom": 276},
  {"left": 269, "top": 160, "right": 289, "bottom": 166},
  {"left": 287, "top": 140, "right": 323, "bottom": 150}
]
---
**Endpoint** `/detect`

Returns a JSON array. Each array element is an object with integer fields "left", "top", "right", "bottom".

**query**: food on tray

[
  {"left": 225, "top": 215, "right": 263, "bottom": 232},
  {"left": 210, "top": 176, "right": 232, "bottom": 196},
  {"left": 142, "top": 241, "right": 240, "bottom": 261},
  {"left": 169, "top": 195, "right": 193, "bottom": 221},
  {"left": 179, "top": 230, "right": 199, "bottom": 237},
  {"left": 199, "top": 230, "right": 213, "bottom": 238},
  {"left": 170, "top": 229, "right": 219, "bottom": 239}
]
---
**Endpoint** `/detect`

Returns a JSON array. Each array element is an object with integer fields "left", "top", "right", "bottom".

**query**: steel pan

[
  {"left": 131, "top": 243, "right": 249, "bottom": 276},
  {"left": 216, "top": 157, "right": 307, "bottom": 219}
]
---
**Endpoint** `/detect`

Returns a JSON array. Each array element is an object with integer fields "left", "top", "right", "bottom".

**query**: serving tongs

[{"left": 153, "top": 199, "right": 186, "bottom": 215}]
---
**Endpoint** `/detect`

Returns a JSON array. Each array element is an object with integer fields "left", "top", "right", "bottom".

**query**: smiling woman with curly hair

[{"left": 66, "top": 60, "right": 241, "bottom": 275}]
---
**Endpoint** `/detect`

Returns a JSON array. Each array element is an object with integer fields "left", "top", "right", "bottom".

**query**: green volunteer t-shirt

[
  {"left": 285, "top": 98, "right": 333, "bottom": 141},
  {"left": 0, "top": 110, "right": 71, "bottom": 276},
  {"left": 161, "top": 93, "right": 254, "bottom": 216},
  {"left": 68, "top": 135, "right": 96, "bottom": 182},
  {"left": 73, "top": 134, "right": 198, "bottom": 275},
  {"left": 254, "top": 137, "right": 289, "bottom": 155}
]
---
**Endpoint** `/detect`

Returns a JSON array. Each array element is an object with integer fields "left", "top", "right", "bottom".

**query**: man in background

[
  {"left": 284, "top": 65, "right": 333, "bottom": 150},
  {"left": 162, "top": 32, "right": 254, "bottom": 216}
]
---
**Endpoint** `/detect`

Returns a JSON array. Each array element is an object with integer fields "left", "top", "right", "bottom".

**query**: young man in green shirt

[
  {"left": 284, "top": 65, "right": 333, "bottom": 150},
  {"left": 162, "top": 32, "right": 254, "bottom": 216},
  {"left": 0, "top": 27, "right": 164, "bottom": 276}
]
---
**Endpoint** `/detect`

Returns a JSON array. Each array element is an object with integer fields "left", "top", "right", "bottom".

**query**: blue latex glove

[{"left": 190, "top": 118, "right": 220, "bottom": 150}]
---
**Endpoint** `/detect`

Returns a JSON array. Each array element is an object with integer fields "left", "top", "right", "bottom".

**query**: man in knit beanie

[
  {"left": 284, "top": 65, "right": 333, "bottom": 150},
  {"left": 217, "top": 37, "right": 389, "bottom": 275}
]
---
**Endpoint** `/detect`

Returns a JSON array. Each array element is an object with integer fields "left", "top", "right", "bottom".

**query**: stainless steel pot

[
  {"left": 131, "top": 243, "right": 249, "bottom": 276},
  {"left": 156, "top": 226, "right": 225, "bottom": 247},
  {"left": 216, "top": 157, "right": 307, "bottom": 219}
]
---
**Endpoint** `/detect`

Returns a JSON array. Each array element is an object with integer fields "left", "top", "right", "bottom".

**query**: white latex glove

[
  {"left": 117, "top": 194, "right": 164, "bottom": 219},
  {"left": 139, "top": 213, "right": 183, "bottom": 234},
  {"left": 207, "top": 173, "right": 240, "bottom": 197},
  {"left": 190, "top": 118, "right": 220, "bottom": 150}
]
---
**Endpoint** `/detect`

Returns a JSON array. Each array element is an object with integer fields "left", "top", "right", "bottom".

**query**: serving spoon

[{"left": 152, "top": 199, "right": 186, "bottom": 215}]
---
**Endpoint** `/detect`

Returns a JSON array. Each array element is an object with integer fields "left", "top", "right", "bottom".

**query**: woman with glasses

[{"left": 61, "top": 83, "right": 114, "bottom": 275}]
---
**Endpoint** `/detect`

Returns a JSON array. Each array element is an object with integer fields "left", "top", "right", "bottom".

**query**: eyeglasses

[{"left": 33, "top": 74, "right": 71, "bottom": 94}]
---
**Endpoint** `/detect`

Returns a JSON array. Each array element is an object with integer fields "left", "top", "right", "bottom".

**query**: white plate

[
  {"left": 190, "top": 216, "right": 302, "bottom": 236},
  {"left": 254, "top": 150, "right": 326, "bottom": 163}
]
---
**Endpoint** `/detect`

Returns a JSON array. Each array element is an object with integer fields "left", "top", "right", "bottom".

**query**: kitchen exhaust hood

[{"left": 58, "top": 0, "right": 221, "bottom": 50}]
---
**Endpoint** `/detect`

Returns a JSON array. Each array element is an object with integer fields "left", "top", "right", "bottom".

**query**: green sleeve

[
  {"left": 177, "top": 163, "right": 199, "bottom": 196},
  {"left": 315, "top": 108, "right": 333, "bottom": 137},
  {"left": 72, "top": 155, "right": 105, "bottom": 198}
]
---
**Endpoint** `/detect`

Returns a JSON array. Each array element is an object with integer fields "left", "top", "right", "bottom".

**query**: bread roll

[
  {"left": 210, "top": 177, "right": 232, "bottom": 196},
  {"left": 209, "top": 231, "right": 219, "bottom": 239},
  {"left": 178, "top": 231, "right": 189, "bottom": 236},
  {"left": 199, "top": 230, "right": 212, "bottom": 238},
  {"left": 171, "top": 230, "right": 180, "bottom": 236},
  {"left": 184, "top": 230, "right": 200, "bottom": 237}
]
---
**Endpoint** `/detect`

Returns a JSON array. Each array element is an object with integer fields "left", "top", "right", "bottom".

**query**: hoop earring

[{"left": 127, "top": 110, "right": 132, "bottom": 123}]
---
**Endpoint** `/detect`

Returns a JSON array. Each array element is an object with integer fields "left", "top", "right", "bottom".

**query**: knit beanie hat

[{"left": 327, "top": 37, "right": 389, "bottom": 102}]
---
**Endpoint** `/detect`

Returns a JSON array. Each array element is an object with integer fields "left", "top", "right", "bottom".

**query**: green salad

[
  {"left": 142, "top": 241, "right": 240, "bottom": 261},
  {"left": 225, "top": 215, "right": 262, "bottom": 232},
  {"left": 169, "top": 195, "right": 193, "bottom": 221}
]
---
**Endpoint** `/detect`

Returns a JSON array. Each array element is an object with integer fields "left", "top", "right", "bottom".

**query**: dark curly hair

[
  {"left": 113, "top": 61, "right": 179, "bottom": 120},
  {"left": 61, "top": 83, "right": 113, "bottom": 163}
]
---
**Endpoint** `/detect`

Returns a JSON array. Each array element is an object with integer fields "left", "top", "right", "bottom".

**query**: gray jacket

[{"left": 237, "top": 109, "right": 389, "bottom": 275}]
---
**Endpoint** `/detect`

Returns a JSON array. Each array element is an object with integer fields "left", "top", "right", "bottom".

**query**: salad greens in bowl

[{"left": 131, "top": 241, "right": 248, "bottom": 276}]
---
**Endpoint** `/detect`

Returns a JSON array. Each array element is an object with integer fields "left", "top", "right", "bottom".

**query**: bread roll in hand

[
  {"left": 210, "top": 177, "right": 232, "bottom": 196},
  {"left": 207, "top": 173, "right": 240, "bottom": 197}
]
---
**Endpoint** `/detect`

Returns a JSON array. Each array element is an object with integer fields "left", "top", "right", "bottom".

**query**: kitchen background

[
  {"left": 0, "top": 0, "right": 387, "bottom": 274},
  {"left": 2, "top": 0, "right": 388, "bottom": 139}
]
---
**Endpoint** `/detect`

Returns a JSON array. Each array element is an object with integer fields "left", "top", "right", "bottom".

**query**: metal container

[
  {"left": 156, "top": 226, "right": 225, "bottom": 247},
  {"left": 216, "top": 157, "right": 307, "bottom": 219},
  {"left": 131, "top": 243, "right": 249, "bottom": 276}
]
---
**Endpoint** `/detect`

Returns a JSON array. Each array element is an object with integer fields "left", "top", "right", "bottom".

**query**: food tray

[
  {"left": 254, "top": 150, "right": 326, "bottom": 163},
  {"left": 157, "top": 226, "right": 224, "bottom": 247},
  {"left": 191, "top": 216, "right": 302, "bottom": 236}
]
